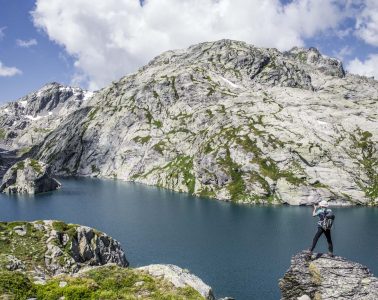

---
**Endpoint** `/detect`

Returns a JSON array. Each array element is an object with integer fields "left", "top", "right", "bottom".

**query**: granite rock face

[
  {"left": 279, "top": 251, "right": 378, "bottom": 300},
  {"left": 0, "top": 158, "right": 60, "bottom": 194},
  {"left": 138, "top": 264, "right": 215, "bottom": 300},
  {"left": 2, "top": 39, "right": 377, "bottom": 205}
]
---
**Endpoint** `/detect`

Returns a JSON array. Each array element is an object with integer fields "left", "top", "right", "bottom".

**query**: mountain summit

[{"left": 1, "top": 40, "right": 377, "bottom": 205}]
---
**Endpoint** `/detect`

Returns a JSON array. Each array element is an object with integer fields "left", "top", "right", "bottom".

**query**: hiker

[{"left": 308, "top": 200, "right": 334, "bottom": 256}]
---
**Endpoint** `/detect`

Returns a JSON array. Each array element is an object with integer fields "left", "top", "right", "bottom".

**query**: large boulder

[
  {"left": 279, "top": 251, "right": 378, "bottom": 299},
  {"left": 0, "top": 158, "right": 61, "bottom": 194},
  {"left": 138, "top": 264, "right": 215, "bottom": 300}
]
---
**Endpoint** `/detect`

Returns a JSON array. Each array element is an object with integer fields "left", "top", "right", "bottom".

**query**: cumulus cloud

[
  {"left": 355, "top": 0, "right": 378, "bottom": 46},
  {"left": 0, "top": 61, "right": 22, "bottom": 77},
  {"left": 347, "top": 54, "right": 378, "bottom": 79},
  {"left": 32, "top": 0, "right": 346, "bottom": 90},
  {"left": 333, "top": 45, "right": 353, "bottom": 61},
  {"left": 16, "top": 38, "right": 38, "bottom": 48}
]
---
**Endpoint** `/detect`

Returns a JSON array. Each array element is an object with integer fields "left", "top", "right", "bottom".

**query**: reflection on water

[{"left": 0, "top": 177, "right": 377, "bottom": 299}]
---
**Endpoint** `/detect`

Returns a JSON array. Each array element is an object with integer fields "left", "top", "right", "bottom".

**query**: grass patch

[
  {"left": 153, "top": 141, "right": 166, "bottom": 155},
  {"left": 0, "top": 270, "right": 36, "bottom": 300},
  {"left": 0, "top": 222, "right": 46, "bottom": 269},
  {"left": 153, "top": 120, "right": 163, "bottom": 128},
  {"left": 35, "top": 265, "right": 204, "bottom": 300},
  {"left": 30, "top": 159, "right": 43, "bottom": 174},
  {"left": 133, "top": 135, "right": 151, "bottom": 144},
  {"left": 13, "top": 161, "right": 25, "bottom": 171},
  {"left": 218, "top": 148, "right": 246, "bottom": 201}
]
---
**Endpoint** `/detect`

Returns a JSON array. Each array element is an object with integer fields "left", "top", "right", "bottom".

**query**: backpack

[{"left": 321, "top": 209, "right": 335, "bottom": 230}]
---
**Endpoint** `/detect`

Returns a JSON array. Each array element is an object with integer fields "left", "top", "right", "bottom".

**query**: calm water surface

[{"left": 0, "top": 178, "right": 377, "bottom": 299}]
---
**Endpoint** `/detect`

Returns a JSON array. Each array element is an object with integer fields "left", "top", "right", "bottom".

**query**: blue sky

[
  {"left": 1, "top": 0, "right": 378, "bottom": 104},
  {"left": 0, "top": 0, "right": 75, "bottom": 102}
]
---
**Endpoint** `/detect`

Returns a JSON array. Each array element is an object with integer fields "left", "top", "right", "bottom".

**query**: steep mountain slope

[
  {"left": 0, "top": 82, "right": 93, "bottom": 152},
  {"left": 27, "top": 40, "right": 378, "bottom": 205}
]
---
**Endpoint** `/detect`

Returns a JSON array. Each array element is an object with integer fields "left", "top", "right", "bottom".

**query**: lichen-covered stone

[
  {"left": 0, "top": 158, "right": 61, "bottom": 194},
  {"left": 279, "top": 251, "right": 378, "bottom": 299}
]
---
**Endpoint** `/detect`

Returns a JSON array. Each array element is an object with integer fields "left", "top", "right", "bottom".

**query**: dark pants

[{"left": 310, "top": 227, "right": 333, "bottom": 253}]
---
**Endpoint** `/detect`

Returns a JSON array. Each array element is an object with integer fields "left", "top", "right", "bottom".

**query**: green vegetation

[
  {"left": 34, "top": 266, "right": 203, "bottom": 300},
  {"left": 33, "top": 127, "right": 51, "bottom": 133},
  {"left": 198, "top": 186, "right": 216, "bottom": 198},
  {"left": 133, "top": 155, "right": 196, "bottom": 194},
  {"left": 88, "top": 107, "right": 100, "bottom": 121},
  {"left": 91, "top": 165, "right": 100, "bottom": 173},
  {"left": 205, "top": 109, "right": 213, "bottom": 118},
  {"left": 133, "top": 135, "right": 151, "bottom": 144},
  {"left": 0, "top": 128, "right": 6, "bottom": 140},
  {"left": 204, "top": 143, "right": 213, "bottom": 154},
  {"left": 0, "top": 270, "right": 36, "bottom": 300},
  {"left": 350, "top": 130, "right": 378, "bottom": 200},
  {"left": 171, "top": 76, "right": 179, "bottom": 100},
  {"left": 153, "top": 141, "right": 166, "bottom": 155},
  {"left": 218, "top": 148, "right": 246, "bottom": 201},
  {"left": 0, "top": 222, "right": 46, "bottom": 269},
  {"left": 153, "top": 120, "right": 163, "bottom": 128},
  {"left": 296, "top": 52, "right": 307, "bottom": 63},
  {"left": 30, "top": 159, "right": 43, "bottom": 174},
  {"left": 17, "top": 147, "right": 32, "bottom": 157},
  {"left": 13, "top": 161, "right": 25, "bottom": 171},
  {"left": 145, "top": 110, "right": 153, "bottom": 124},
  {"left": 207, "top": 87, "right": 215, "bottom": 96}
]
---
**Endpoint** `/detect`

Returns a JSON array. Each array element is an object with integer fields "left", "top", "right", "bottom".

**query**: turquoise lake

[{"left": 0, "top": 177, "right": 377, "bottom": 299}]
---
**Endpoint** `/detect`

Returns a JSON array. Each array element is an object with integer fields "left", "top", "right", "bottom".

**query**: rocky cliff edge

[{"left": 279, "top": 251, "right": 378, "bottom": 300}]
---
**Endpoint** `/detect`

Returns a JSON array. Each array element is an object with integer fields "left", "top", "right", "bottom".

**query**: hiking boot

[{"left": 328, "top": 252, "right": 334, "bottom": 257}]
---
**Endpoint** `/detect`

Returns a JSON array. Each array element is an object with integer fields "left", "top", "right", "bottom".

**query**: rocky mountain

[
  {"left": 1, "top": 39, "right": 377, "bottom": 205},
  {"left": 0, "top": 220, "right": 213, "bottom": 299},
  {"left": 0, "top": 82, "right": 93, "bottom": 152},
  {"left": 279, "top": 251, "right": 378, "bottom": 299}
]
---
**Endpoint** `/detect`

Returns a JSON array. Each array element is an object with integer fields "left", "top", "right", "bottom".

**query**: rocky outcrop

[
  {"left": 0, "top": 158, "right": 60, "bottom": 194},
  {"left": 138, "top": 264, "right": 215, "bottom": 300},
  {"left": 279, "top": 251, "right": 378, "bottom": 299},
  {"left": 0, "top": 221, "right": 214, "bottom": 299},
  {"left": 0, "top": 220, "right": 128, "bottom": 279}
]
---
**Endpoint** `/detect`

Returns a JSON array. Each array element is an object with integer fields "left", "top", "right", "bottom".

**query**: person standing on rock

[{"left": 308, "top": 200, "right": 334, "bottom": 257}]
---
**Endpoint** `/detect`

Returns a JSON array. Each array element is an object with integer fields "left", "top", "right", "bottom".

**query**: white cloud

[
  {"left": 16, "top": 38, "right": 38, "bottom": 48},
  {"left": 32, "top": 0, "right": 346, "bottom": 90},
  {"left": 333, "top": 46, "right": 353, "bottom": 61},
  {"left": 0, "top": 61, "right": 22, "bottom": 77},
  {"left": 0, "top": 27, "right": 6, "bottom": 40},
  {"left": 355, "top": 0, "right": 378, "bottom": 46},
  {"left": 347, "top": 54, "right": 378, "bottom": 79}
]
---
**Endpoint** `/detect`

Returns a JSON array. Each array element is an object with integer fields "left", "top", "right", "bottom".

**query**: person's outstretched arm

[{"left": 312, "top": 204, "right": 318, "bottom": 217}]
